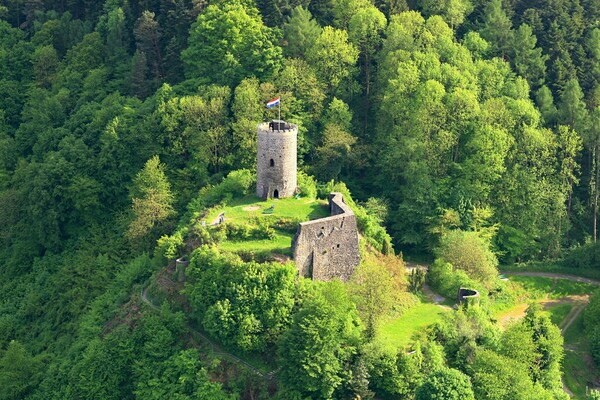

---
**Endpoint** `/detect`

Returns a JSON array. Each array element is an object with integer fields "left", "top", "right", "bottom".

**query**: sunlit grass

[
  {"left": 376, "top": 302, "right": 451, "bottom": 350},
  {"left": 206, "top": 195, "right": 329, "bottom": 223},
  {"left": 509, "top": 275, "right": 597, "bottom": 299}
]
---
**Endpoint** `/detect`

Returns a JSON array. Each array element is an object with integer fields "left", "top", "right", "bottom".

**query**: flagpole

[{"left": 278, "top": 96, "right": 281, "bottom": 122}]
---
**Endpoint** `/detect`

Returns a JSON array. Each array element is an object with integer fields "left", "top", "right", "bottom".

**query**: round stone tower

[{"left": 256, "top": 121, "right": 297, "bottom": 199}]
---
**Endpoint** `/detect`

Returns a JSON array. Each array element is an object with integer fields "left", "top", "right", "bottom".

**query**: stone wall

[
  {"left": 292, "top": 193, "right": 360, "bottom": 281},
  {"left": 256, "top": 122, "right": 297, "bottom": 199}
]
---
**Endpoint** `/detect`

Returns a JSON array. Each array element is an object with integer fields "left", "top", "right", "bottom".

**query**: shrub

[
  {"left": 562, "top": 242, "right": 600, "bottom": 269},
  {"left": 435, "top": 230, "right": 498, "bottom": 286},
  {"left": 188, "top": 169, "right": 255, "bottom": 212},
  {"left": 297, "top": 170, "right": 317, "bottom": 198},
  {"left": 416, "top": 368, "right": 475, "bottom": 400},
  {"left": 155, "top": 231, "right": 185, "bottom": 262},
  {"left": 427, "top": 259, "right": 483, "bottom": 300}
]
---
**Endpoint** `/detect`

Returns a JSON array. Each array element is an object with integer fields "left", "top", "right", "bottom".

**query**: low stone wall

[{"left": 292, "top": 193, "right": 360, "bottom": 281}]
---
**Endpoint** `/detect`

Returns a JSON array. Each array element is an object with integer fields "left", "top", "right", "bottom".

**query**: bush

[
  {"left": 435, "top": 230, "right": 498, "bottom": 286},
  {"left": 416, "top": 368, "right": 475, "bottom": 400},
  {"left": 188, "top": 169, "right": 255, "bottom": 212},
  {"left": 562, "top": 242, "right": 600, "bottom": 269},
  {"left": 427, "top": 259, "right": 483, "bottom": 300},
  {"left": 297, "top": 170, "right": 317, "bottom": 198},
  {"left": 155, "top": 231, "right": 185, "bottom": 262}
]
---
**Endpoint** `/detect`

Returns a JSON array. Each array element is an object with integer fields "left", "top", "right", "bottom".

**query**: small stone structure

[
  {"left": 175, "top": 256, "right": 189, "bottom": 282},
  {"left": 457, "top": 287, "right": 480, "bottom": 306},
  {"left": 256, "top": 121, "right": 297, "bottom": 199},
  {"left": 292, "top": 193, "right": 360, "bottom": 281}
]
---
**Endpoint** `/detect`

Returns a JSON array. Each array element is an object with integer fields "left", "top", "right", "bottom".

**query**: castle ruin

[
  {"left": 257, "top": 121, "right": 360, "bottom": 281},
  {"left": 292, "top": 192, "right": 360, "bottom": 281}
]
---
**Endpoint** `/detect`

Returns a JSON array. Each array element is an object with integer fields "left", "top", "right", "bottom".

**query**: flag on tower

[{"left": 266, "top": 97, "right": 280, "bottom": 108}]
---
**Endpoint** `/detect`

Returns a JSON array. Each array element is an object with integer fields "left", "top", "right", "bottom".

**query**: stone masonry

[
  {"left": 292, "top": 193, "right": 360, "bottom": 281},
  {"left": 256, "top": 122, "right": 297, "bottom": 199}
]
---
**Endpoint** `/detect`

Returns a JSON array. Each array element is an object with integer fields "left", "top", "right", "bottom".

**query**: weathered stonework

[
  {"left": 256, "top": 122, "right": 297, "bottom": 199},
  {"left": 292, "top": 193, "right": 360, "bottom": 281}
]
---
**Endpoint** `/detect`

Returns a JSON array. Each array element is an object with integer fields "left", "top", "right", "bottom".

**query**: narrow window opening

[{"left": 269, "top": 159, "right": 275, "bottom": 167}]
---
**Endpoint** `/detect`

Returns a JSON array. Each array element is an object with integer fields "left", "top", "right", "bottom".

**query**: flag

[{"left": 266, "top": 97, "right": 280, "bottom": 108}]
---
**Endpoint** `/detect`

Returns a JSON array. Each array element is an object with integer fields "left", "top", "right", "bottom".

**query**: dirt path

[
  {"left": 405, "top": 262, "right": 448, "bottom": 305},
  {"left": 560, "top": 299, "right": 589, "bottom": 334},
  {"left": 503, "top": 271, "right": 600, "bottom": 286}
]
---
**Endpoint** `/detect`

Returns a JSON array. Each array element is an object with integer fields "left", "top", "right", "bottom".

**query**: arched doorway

[{"left": 273, "top": 189, "right": 279, "bottom": 198}]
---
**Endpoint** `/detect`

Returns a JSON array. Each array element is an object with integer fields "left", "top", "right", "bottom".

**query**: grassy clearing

[
  {"left": 376, "top": 302, "right": 451, "bottom": 351},
  {"left": 218, "top": 232, "right": 294, "bottom": 256},
  {"left": 508, "top": 275, "right": 597, "bottom": 299},
  {"left": 206, "top": 195, "right": 329, "bottom": 224},
  {"left": 205, "top": 195, "right": 328, "bottom": 256}
]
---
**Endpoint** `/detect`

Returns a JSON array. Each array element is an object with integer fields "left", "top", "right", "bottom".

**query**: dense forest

[{"left": 1, "top": 0, "right": 600, "bottom": 398}]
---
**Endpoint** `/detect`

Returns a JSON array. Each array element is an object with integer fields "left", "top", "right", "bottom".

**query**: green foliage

[
  {"left": 434, "top": 230, "right": 499, "bottom": 285},
  {"left": 277, "top": 281, "right": 362, "bottom": 399},
  {"left": 297, "top": 170, "right": 318, "bottom": 198},
  {"left": 416, "top": 367, "right": 475, "bottom": 400},
  {"left": 306, "top": 26, "right": 359, "bottom": 93},
  {"left": 134, "top": 349, "right": 233, "bottom": 400},
  {"left": 186, "top": 246, "right": 297, "bottom": 351},
  {"left": 283, "top": 6, "right": 322, "bottom": 58},
  {"left": 427, "top": 259, "right": 482, "bottom": 300},
  {"left": 408, "top": 268, "right": 426, "bottom": 293},
  {"left": 0, "top": 341, "right": 43, "bottom": 400},
  {"left": 128, "top": 155, "right": 175, "bottom": 240},
  {"left": 182, "top": 2, "right": 282, "bottom": 86}
]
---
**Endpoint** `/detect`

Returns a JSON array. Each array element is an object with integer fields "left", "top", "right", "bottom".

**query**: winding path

[{"left": 140, "top": 282, "right": 278, "bottom": 379}]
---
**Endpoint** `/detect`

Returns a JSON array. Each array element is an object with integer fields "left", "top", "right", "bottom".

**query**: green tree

[
  {"left": 416, "top": 368, "right": 475, "bottom": 400},
  {"left": 283, "top": 6, "right": 322, "bottom": 58},
  {"left": 422, "top": 0, "right": 473, "bottom": 29},
  {"left": 278, "top": 282, "right": 362, "bottom": 399},
  {"left": 559, "top": 78, "right": 589, "bottom": 135},
  {"left": 434, "top": 230, "right": 498, "bottom": 285},
  {"left": 350, "top": 259, "right": 395, "bottom": 338},
  {"left": 182, "top": 2, "right": 282, "bottom": 86},
  {"left": 134, "top": 350, "right": 233, "bottom": 400},
  {"left": 479, "top": 0, "right": 513, "bottom": 57},
  {"left": 134, "top": 11, "right": 164, "bottom": 82},
  {"left": 306, "top": 26, "right": 359, "bottom": 94},
  {"left": 127, "top": 156, "right": 175, "bottom": 240},
  {"left": 0, "top": 341, "right": 43, "bottom": 400},
  {"left": 512, "top": 24, "right": 547, "bottom": 89}
]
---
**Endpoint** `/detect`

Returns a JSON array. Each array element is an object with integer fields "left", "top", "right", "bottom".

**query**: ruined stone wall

[
  {"left": 256, "top": 122, "right": 297, "bottom": 199},
  {"left": 293, "top": 193, "right": 360, "bottom": 281}
]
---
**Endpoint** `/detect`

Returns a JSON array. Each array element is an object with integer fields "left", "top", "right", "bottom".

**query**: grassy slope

[{"left": 376, "top": 302, "right": 451, "bottom": 351}]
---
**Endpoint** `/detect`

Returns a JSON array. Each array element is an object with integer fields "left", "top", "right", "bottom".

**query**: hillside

[{"left": 1, "top": 0, "right": 600, "bottom": 398}]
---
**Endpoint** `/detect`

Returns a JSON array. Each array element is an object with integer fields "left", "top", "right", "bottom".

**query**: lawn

[
  {"left": 376, "top": 303, "right": 451, "bottom": 351},
  {"left": 218, "top": 231, "right": 295, "bottom": 256},
  {"left": 509, "top": 275, "right": 598, "bottom": 299},
  {"left": 206, "top": 195, "right": 329, "bottom": 224},
  {"left": 206, "top": 195, "right": 329, "bottom": 256}
]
